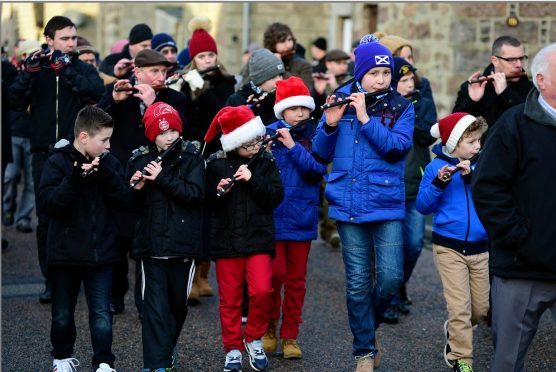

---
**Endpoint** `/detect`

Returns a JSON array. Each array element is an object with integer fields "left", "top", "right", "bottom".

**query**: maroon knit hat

[{"left": 188, "top": 16, "right": 217, "bottom": 59}]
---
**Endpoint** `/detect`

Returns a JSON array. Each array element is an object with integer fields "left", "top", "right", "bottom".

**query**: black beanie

[
  {"left": 312, "top": 37, "right": 327, "bottom": 51},
  {"left": 129, "top": 24, "right": 153, "bottom": 45}
]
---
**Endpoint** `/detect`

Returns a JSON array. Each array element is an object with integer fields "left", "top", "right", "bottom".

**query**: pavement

[{"left": 2, "top": 219, "right": 555, "bottom": 371}]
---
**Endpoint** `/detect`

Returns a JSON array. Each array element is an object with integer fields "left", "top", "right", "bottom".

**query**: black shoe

[
  {"left": 398, "top": 301, "right": 410, "bottom": 315},
  {"left": 2, "top": 212, "right": 14, "bottom": 226},
  {"left": 110, "top": 299, "right": 125, "bottom": 314},
  {"left": 383, "top": 304, "right": 399, "bottom": 324},
  {"left": 399, "top": 285, "right": 412, "bottom": 305},
  {"left": 15, "top": 220, "right": 33, "bottom": 233},
  {"left": 39, "top": 286, "right": 52, "bottom": 304},
  {"left": 2, "top": 238, "right": 8, "bottom": 250}
]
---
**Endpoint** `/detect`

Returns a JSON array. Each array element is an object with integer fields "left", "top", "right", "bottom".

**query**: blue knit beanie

[
  {"left": 354, "top": 35, "right": 394, "bottom": 82},
  {"left": 151, "top": 33, "right": 177, "bottom": 52},
  {"left": 177, "top": 48, "right": 191, "bottom": 67}
]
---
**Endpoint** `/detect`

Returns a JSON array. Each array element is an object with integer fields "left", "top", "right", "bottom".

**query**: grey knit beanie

[{"left": 248, "top": 48, "right": 284, "bottom": 86}]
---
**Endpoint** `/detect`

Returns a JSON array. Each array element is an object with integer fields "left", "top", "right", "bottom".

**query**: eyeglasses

[
  {"left": 495, "top": 55, "right": 528, "bottom": 64},
  {"left": 240, "top": 136, "right": 263, "bottom": 150}
]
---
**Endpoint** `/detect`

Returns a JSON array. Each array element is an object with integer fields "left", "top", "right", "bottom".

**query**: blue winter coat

[
  {"left": 312, "top": 84, "right": 414, "bottom": 223},
  {"left": 416, "top": 144, "right": 488, "bottom": 254},
  {"left": 267, "top": 120, "right": 327, "bottom": 241}
]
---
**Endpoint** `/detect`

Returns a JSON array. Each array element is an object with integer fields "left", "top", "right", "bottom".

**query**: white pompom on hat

[
  {"left": 204, "top": 106, "right": 266, "bottom": 152},
  {"left": 273, "top": 76, "right": 315, "bottom": 120},
  {"left": 430, "top": 112, "right": 477, "bottom": 153}
]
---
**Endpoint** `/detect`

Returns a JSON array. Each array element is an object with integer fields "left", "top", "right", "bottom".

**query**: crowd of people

[{"left": 1, "top": 13, "right": 555, "bottom": 372}]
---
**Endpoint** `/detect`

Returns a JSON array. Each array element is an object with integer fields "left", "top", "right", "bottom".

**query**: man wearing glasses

[{"left": 453, "top": 35, "right": 533, "bottom": 140}]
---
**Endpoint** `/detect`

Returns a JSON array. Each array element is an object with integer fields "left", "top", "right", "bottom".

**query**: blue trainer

[
  {"left": 224, "top": 349, "right": 242, "bottom": 372},
  {"left": 243, "top": 339, "right": 268, "bottom": 371}
]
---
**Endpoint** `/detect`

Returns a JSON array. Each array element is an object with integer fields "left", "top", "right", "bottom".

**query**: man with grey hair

[{"left": 471, "top": 43, "right": 556, "bottom": 372}]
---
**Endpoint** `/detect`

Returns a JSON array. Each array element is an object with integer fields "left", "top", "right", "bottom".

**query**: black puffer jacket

[
  {"left": 225, "top": 83, "right": 278, "bottom": 125},
  {"left": 38, "top": 142, "right": 133, "bottom": 269},
  {"left": 472, "top": 89, "right": 556, "bottom": 281},
  {"left": 9, "top": 58, "right": 104, "bottom": 152},
  {"left": 128, "top": 140, "right": 205, "bottom": 259},
  {"left": 205, "top": 151, "right": 284, "bottom": 259}
]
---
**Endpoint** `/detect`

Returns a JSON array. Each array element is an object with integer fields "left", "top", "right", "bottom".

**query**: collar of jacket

[{"left": 525, "top": 88, "right": 556, "bottom": 128}]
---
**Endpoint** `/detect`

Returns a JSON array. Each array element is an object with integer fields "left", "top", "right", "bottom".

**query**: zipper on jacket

[
  {"left": 55, "top": 75, "right": 59, "bottom": 141},
  {"left": 464, "top": 182, "right": 471, "bottom": 242}
]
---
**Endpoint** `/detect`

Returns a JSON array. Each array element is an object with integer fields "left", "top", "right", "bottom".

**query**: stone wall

[{"left": 375, "top": 2, "right": 556, "bottom": 117}]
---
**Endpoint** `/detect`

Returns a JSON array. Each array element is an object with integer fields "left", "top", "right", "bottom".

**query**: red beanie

[
  {"left": 188, "top": 16, "right": 218, "bottom": 59},
  {"left": 273, "top": 76, "right": 315, "bottom": 119},
  {"left": 204, "top": 106, "right": 266, "bottom": 152},
  {"left": 143, "top": 102, "right": 182, "bottom": 142},
  {"left": 430, "top": 112, "right": 476, "bottom": 153}
]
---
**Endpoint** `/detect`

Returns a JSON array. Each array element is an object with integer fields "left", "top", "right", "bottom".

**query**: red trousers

[
  {"left": 269, "top": 240, "right": 311, "bottom": 339},
  {"left": 215, "top": 254, "right": 272, "bottom": 352}
]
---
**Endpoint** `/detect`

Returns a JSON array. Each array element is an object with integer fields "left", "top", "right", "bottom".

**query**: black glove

[
  {"left": 23, "top": 53, "right": 42, "bottom": 74},
  {"left": 50, "top": 50, "right": 73, "bottom": 73}
]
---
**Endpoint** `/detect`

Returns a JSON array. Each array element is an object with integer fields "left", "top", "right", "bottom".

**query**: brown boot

[
  {"left": 198, "top": 261, "right": 214, "bottom": 296},
  {"left": 282, "top": 339, "right": 302, "bottom": 359},
  {"left": 355, "top": 354, "right": 374, "bottom": 372},
  {"left": 188, "top": 278, "right": 200, "bottom": 306},
  {"left": 261, "top": 319, "right": 278, "bottom": 353}
]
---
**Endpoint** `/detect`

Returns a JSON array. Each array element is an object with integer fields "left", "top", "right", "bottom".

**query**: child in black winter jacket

[
  {"left": 38, "top": 106, "right": 132, "bottom": 372},
  {"left": 204, "top": 105, "right": 284, "bottom": 372},
  {"left": 128, "top": 102, "right": 205, "bottom": 371}
]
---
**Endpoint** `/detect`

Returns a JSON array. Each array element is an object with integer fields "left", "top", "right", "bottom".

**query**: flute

[
  {"left": 468, "top": 72, "right": 524, "bottom": 84},
  {"left": 441, "top": 153, "right": 480, "bottom": 181},
  {"left": 113, "top": 84, "right": 166, "bottom": 93},
  {"left": 80, "top": 151, "right": 109, "bottom": 177},
  {"left": 164, "top": 65, "right": 221, "bottom": 86},
  {"left": 129, "top": 137, "right": 183, "bottom": 188},
  {"left": 217, "top": 117, "right": 315, "bottom": 197},
  {"left": 320, "top": 88, "right": 391, "bottom": 110}
]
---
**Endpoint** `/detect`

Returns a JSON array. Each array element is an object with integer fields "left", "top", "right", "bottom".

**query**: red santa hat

[
  {"left": 143, "top": 102, "right": 182, "bottom": 142},
  {"left": 204, "top": 106, "right": 266, "bottom": 152},
  {"left": 430, "top": 112, "right": 476, "bottom": 153},
  {"left": 273, "top": 76, "right": 315, "bottom": 120}
]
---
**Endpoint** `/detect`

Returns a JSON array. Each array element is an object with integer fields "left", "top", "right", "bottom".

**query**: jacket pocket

[
  {"left": 367, "top": 173, "right": 403, "bottom": 208},
  {"left": 324, "top": 171, "right": 348, "bottom": 208}
]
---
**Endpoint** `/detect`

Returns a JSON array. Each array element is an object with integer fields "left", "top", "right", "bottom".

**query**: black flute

[
  {"left": 80, "top": 151, "right": 109, "bottom": 177},
  {"left": 216, "top": 117, "right": 314, "bottom": 197},
  {"left": 320, "top": 88, "right": 391, "bottom": 110},
  {"left": 129, "top": 137, "right": 183, "bottom": 188},
  {"left": 441, "top": 153, "right": 480, "bottom": 181}
]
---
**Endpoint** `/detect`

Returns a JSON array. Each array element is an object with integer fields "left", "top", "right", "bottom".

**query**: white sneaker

[
  {"left": 224, "top": 349, "right": 242, "bottom": 372},
  {"left": 243, "top": 339, "right": 268, "bottom": 371},
  {"left": 96, "top": 363, "right": 116, "bottom": 372},
  {"left": 53, "top": 358, "right": 79, "bottom": 372}
]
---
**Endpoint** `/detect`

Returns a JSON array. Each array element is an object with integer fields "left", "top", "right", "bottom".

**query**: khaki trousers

[{"left": 432, "top": 244, "right": 490, "bottom": 365}]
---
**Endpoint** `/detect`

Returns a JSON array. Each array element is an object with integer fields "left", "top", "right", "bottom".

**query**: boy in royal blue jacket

[
  {"left": 416, "top": 112, "right": 489, "bottom": 372},
  {"left": 261, "top": 77, "right": 327, "bottom": 359}
]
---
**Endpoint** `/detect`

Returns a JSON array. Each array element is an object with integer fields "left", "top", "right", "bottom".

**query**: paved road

[{"left": 2, "top": 221, "right": 555, "bottom": 371}]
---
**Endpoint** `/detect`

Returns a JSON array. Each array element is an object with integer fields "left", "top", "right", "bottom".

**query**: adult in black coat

[
  {"left": 471, "top": 43, "right": 556, "bottom": 371},
  {"left": 8, "top": 16, "right": 104, "bottom": 302},
  {"left": 453, "top": 35, "right": 533, "bottom": 141}
]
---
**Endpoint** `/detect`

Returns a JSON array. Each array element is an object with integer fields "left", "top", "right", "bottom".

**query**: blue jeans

[
  {"left": 337, "top": 220, "right": 404, "bottom": 357},
  {"left": 50, "top": 265, "right": 115, "bottom": 368},
  {"left": 391, "top": 200, "right": 426, "bottom": 306},
  {"left": 2, "top": 136, "right": 35, "bottom": 224}
]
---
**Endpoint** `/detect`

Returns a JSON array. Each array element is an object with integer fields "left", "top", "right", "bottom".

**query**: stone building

[{"left": 2, "top": 2, "right": 555, "bottom": 116}]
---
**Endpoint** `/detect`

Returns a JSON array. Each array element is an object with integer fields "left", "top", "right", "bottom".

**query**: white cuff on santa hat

[
  {"left": 220, "top": 116, "right": 266, "bottom": 152},
  {"left": 273, "top": 95, "right": 315, "bottom": 120},
  {"left": 445, "top": 114, "right": 476, "bottom": 153}
]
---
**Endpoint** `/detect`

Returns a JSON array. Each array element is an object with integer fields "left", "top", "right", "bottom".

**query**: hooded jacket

[
  {"left": 38, "top": 141, "right": 133, "bottom": 269},
  {"left": 9, "top": 57, "right": 104, "bottom": 153},
  {"left": 416, "top": 144, "right": 488, "bottom": 256},
  {"left": 472, "top": 89, "right": 556, "bottom": 280},
  {"left": 312, "top": 83, "right": 414, "bottom": 223}
]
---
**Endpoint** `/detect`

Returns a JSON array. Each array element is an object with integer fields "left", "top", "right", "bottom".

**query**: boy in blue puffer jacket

[
  {"left": 313, "top": 35, "right": 414, "bottom": 371},
  {"left": 416, "top": 112, "right": 489, "bottom": 372},
  {"left": 261, "top": 76, "right": 327, "bottom": 359}
]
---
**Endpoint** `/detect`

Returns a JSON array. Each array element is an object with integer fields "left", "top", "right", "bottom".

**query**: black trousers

[{"left": 140, "top": 257, "right": 195, "bottom": 369}]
